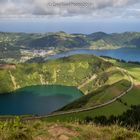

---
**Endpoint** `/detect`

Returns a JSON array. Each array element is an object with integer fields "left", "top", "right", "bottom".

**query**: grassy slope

[
  {"left": 0, "top": 55, "right": 137, "bottom": 120},
  {"left": 1, "top": 32, "right": 140, "bottom": 61},
  {"left": 80, "top": 67, "right": 126, "bottom": 93},
  {"left": 47, "top": 101, "right": 129, "bottom": 122},
  {"left": 1, "top": 55, "right": 140, "bottom": 126},
  {"left": 0, "top": 56, "right": 140, "bottom": 139},
  {"left": 0, "top": 119, "right": 140, "bottom": 140},
  {"left": 0, "top": 55, "right": 112, "bottom": 94},
  {"left": 46, "top": 59, "right": 140, "bottom": 122},
  {"left": 59, "top": 79, "right": 130, "bottom": 111},
  {"left": 110, "top": 60, "right": 140, "bottom": 106}
]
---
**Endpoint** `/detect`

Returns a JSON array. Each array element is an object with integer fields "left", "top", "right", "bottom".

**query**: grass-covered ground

[
  {"left": 46, "top": 101, "right": 128, "bottom": 122},
  {"left": 105, "top": 58, "right": 140, "bottom": 83},
  {"left": 44, "top": 58, "right": 140, "bottom": 122},
  {"left": 1, "top": 32, "right": 140, "bottom": 62},
  {"left": 46, "top": 87, "right": 140, "bottom": 123},
  {"left": 121, "top": 87, "right": 140, "bottom": 106},
  {"left": 0, "top": 54, "right": 112, "bottom": 94},
  {"left": 0, "top": 118, "right": 140, "bottom": 140},
  {"left": 1, "top": 55, "right": 140, "bottom": 133},
  {"left": 0, "top": 55, "right": 140, "bottom": 139},
  {"left": 0, "top": 55, "right": 137, "bottom": 120},
  {"left": 59, "top": 79, "right": 130, "bottom": 111}
]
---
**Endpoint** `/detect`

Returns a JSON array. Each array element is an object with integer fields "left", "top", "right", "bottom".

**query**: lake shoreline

[
  {"left": 0, "top": 85, "right": 83, "bottom": 116},
  {"left": 46, "top": 47, "right": 140, "bottom": 62}
]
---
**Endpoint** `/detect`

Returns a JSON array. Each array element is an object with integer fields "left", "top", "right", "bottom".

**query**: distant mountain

[
  {"left": 87, "top": 32, "right": 109, "bottom": 41},
  {"left": 87, "top": 32, "right": 140, "bottom": 49},
  {"left": 0, "top": 31, "right": 140, "bottom": 60},
  {"left": 128, "top": 37, "right": 140, "bottom": 47},
  {"left": 1, "top": 31, "right": 140, "bottom": 49},
  {"left": 26, "top": 34, "right": 88, "bottom": 48}
]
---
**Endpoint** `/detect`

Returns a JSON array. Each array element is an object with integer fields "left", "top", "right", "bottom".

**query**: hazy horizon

[
  {"left": 0, "top": 19, "right": 140, "bottom": 34},
  {"left": 0, "top": 0, "right": 140, "bottom": 34}
]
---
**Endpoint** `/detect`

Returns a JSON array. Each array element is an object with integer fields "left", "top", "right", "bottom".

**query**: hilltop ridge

[{"left": 1, "top": 31, "right": 140, "bottom": 62}]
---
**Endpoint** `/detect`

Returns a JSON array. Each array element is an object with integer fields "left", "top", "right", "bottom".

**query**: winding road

[{"left": 22, "top": 67, "right": 134, "bottom": 121}]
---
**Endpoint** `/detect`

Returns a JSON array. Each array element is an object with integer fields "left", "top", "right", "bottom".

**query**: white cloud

[{"left": 0, "top": 0, "right": 139, "bottom": 18}]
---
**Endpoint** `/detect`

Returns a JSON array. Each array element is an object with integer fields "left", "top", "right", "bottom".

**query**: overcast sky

[{"left": 0, "top": 0, "right": 140, "bottom": 33}]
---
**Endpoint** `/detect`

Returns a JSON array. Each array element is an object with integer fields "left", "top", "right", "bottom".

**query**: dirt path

[
  {"left": 39, "top": 74, "right": 46, "bottom": 85},
  {"left": 78, "top": 74, "right": 97, "bottom": 90},
  {"left": 9, "top": 71, "right": 19, "bottom": 90},
  {"left": 34, "top": 123, "right": 79, "bottom": 140}
]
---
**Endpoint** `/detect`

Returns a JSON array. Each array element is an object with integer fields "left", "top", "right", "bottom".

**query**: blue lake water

[
  {"left": 0, "top": 47, "right": 140, "bottom": 116},
  {"left": 0, "top": 85, "right": 83, "bottom": 115},
  {"left": 47, "top": 48, "right": 140, "bottom": 62}
]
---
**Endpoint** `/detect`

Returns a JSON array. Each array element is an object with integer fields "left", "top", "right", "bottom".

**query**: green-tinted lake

[{"left": 0, "top": 85, "right": 83, "bottom": 115}]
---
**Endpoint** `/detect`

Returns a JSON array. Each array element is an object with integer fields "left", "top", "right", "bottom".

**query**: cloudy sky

[{"left": 0, "top": 0, "right": 140, "bottom": 33}]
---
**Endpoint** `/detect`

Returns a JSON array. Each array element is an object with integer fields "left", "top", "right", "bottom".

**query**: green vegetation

[
  {"left": 46, "top": 101, "right": 129, "bottom": 122},
  {"left": 46, "top": 85, "right": 140, "bottom": 124},
  {"left": 0, "top": 55, "right": 112, "bottom": 94},
  {"left": 121, "top": 87, "right": 140, "bottom": 106},
  {"left": 0, "top": 53, "right": 140, "bottom": 139},
  {"left": 44, "top": 57, "right": 140, "bottom": 123},
  {"left": 1, "top": 31, "right": 140, "bottom": 61},
  {"left": 60, "top": 79, "right": 130, "bottom": 111},
  {"left": 1, "top": 32, "right": 140, "bottom": 139},
  {"left": 1, "top": 54, "right": 139, "bottom": 122},
  {"left": 0, "top": 117, "right": 140, "bottom": 140}
]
